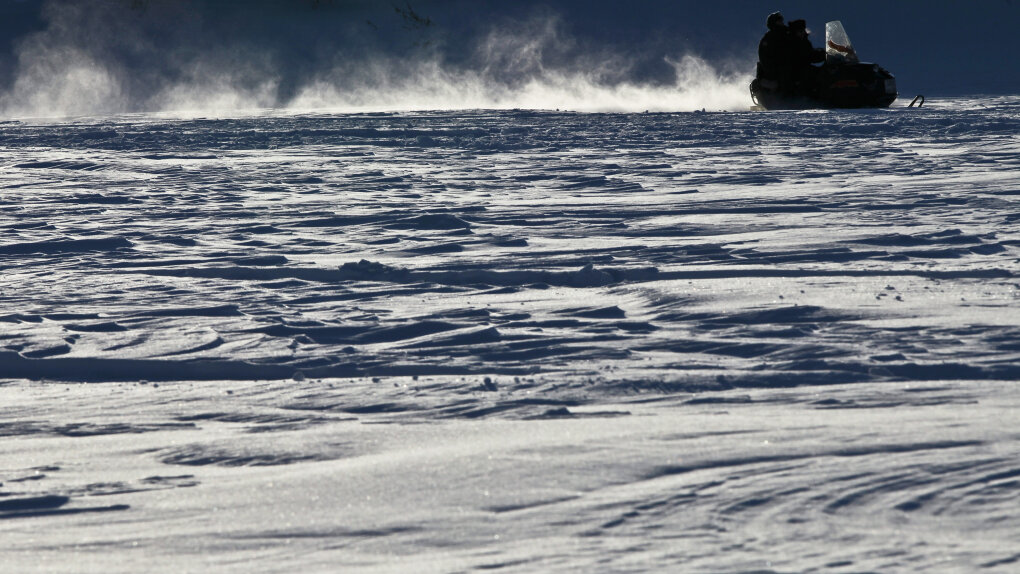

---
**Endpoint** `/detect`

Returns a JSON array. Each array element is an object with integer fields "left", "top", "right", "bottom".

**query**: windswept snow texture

[{"left": 2, "top": 98, "right": 1019, "bottom": 572}]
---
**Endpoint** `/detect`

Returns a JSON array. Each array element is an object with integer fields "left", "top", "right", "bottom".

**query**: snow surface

[{"left": 1, "top": 97, "right": 1019, "bottom": 572}]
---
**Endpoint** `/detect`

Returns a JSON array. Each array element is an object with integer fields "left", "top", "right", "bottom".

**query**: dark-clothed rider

[
  {"left": 788, "top": 19, "right": 825, "bottom": 97},
  {"left": 757, "top": 12, "right": 794, "bottom": 94}
]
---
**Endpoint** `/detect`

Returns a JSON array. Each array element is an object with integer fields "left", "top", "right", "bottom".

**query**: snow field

[{"left": 1, "top": 97, "right": 1019, "bottom": 571}]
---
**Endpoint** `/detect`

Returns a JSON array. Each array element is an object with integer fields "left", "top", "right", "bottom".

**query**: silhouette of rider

[
  {"left": 757, "top": 12, "right": 794, "bottom": 94},
  {"left": 788, "top": 19, "right": 825, "bottom": 97}
]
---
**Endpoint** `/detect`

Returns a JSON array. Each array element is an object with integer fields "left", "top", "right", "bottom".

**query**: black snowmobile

[{"left": 750, "top": 21, "right": 898, "bottom": 110}]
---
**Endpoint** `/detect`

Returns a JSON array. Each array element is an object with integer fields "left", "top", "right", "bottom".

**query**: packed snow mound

[{"left": 337, "top": 259, "right": 658, "bottom": 288}]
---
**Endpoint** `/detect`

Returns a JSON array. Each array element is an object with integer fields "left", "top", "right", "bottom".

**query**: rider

[
  {"left": 788, "top": 19, "right": 825, "bottom": 97},
  {"left": 757, "top": 12, "right": 794, "bottom": 94}
]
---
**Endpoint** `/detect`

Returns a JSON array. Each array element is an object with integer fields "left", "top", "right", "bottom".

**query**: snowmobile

[{"left": 750, "top": 21, "right": 898, "bottom": 110}]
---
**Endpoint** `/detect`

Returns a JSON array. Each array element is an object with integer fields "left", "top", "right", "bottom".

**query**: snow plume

[
  {"left": 293, "top": 14, "right": 751, "bottom": 113},
  {"left": 0, "top": 0, "right": 285, "bottom": 118},
  {"left": 290, "top": 54, "right": 749, "bottom": 113},
  {"left": 0, "top": 1, "right": 751, "bottom": 119},
  {"left": 0, "top": 2, "right": 128, "bottom": 118}
]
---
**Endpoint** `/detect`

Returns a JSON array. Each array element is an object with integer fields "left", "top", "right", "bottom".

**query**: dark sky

[{"left": 0, "top": 0, "right": 1017, "bottom": 114}]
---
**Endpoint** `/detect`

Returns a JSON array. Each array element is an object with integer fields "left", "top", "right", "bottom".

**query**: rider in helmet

[{"left": 757, "top": 12, "right": 795, "bottom": 94}]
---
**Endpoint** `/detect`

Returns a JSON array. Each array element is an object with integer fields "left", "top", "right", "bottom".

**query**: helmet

[
  {"left": 789, "top": 19, "right": 807, "bottom": 32},
  {"left": 767, "top": 12, "right": 784, "bottom": 30}
]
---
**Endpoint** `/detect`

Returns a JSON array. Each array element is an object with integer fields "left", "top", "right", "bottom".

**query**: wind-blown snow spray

[
  {"left": 0, "top": 0, "right": 751, "bottom": 118},
  {"left": 289, "top": 54, "right": 749, "bottom": 114}
]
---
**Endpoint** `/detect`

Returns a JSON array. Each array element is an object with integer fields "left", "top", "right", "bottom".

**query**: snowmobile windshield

[{"left": 825, "top": 21, "right": 859, "bottom": 64}]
